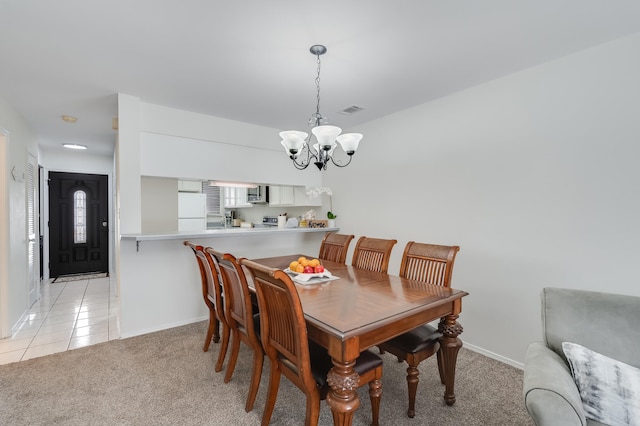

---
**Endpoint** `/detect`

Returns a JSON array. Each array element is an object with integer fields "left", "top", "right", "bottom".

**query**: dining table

[{"left": 247, "top": 254, "right": 469, "bottom": 426}]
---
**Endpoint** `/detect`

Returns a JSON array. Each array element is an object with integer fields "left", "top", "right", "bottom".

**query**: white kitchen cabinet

[
  {"left": 178, "top": 180, "right": 202, "bottom": 192},
  {"left": 178, "top": 192, "right": 207, "bottom": 231},
  {"left": 223, "top": 187, "right": 252, "bottom": 208},
  {"left": 269, "top": 186, "right": 295, "bottom": 206}
]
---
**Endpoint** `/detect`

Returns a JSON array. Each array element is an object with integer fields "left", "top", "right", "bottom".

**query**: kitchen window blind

[{"left": 202, "top": 182, "right": 222, "bottom": 215}]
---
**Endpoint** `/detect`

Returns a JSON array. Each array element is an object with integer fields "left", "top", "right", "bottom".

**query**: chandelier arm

[
  {"left": 290, "top": 142, "right": 320, "bottom": 170},
  {"left": 328, "top": 152, "right": 354, "bottom": 168}
]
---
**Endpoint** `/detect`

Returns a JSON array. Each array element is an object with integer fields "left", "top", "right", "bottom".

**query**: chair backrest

[
  {"left": 184, "top": 241, "right": 223, "bottom": 313},
  {"left": 318, "top": 232, "right": 355, "bottom": 264},
  {"left": 207, "top": 248, "right": 257, "bottom": 336},
  {"left": 240, "top": 259, "right": 316, "bottom": 392},
  {"left": 351, "top": 236, "right": 398, "bottom": 273},
  {"left": 399, "top": 241, "right": 460, "bottom": 287}
]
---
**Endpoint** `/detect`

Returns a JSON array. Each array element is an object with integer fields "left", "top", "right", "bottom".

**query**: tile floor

[{"left": 0, "top": 276, "right": 119, "bottom": 365}]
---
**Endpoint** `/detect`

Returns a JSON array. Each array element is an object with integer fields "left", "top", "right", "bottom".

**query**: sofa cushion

[
  {"left": 563, "top": 342, "right": 640, "bottom": 426},
  {"left": 541, "top": 288, "right": 640, "bottom": 369}
]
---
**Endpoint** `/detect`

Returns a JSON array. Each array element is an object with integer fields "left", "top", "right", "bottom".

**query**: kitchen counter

[{"left": 121, "top": 226, "right": 338, "bottom": 242}]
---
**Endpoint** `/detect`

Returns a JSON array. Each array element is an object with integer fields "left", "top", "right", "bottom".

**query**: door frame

[
  {"left": 43, "top": 167, "right": 114, "bottom": 281},
  {"left": 0, "top": 129, "right": 10, "bottom": 338}
]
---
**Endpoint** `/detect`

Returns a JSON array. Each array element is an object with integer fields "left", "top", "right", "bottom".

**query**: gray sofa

[{"left": 523, "top": 288, "right": 640, "bottom": 426}]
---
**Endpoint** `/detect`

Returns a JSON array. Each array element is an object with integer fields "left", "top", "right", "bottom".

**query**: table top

[{"left": 249, "top": 254, "right": 468, "bottom": 344}]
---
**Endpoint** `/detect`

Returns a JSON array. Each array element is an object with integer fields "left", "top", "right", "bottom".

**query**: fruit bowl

[
  {"left": 284, "top": 268, "right": 332, "bottom": 278},
  {"left": 284, "top": 267, "right": 333, "bottom": 283}
]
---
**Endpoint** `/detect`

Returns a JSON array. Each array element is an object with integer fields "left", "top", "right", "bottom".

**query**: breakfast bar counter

[{"left": 121, "top": 226, "right": 338, "bottom": 243}]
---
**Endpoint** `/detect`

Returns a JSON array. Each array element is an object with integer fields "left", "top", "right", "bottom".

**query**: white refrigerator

[{"left": 178, "top": 193, "right": 207, "bottom": 232}]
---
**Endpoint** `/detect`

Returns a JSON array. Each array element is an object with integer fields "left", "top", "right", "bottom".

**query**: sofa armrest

[{"left": 523, "top": 342, "right": 586, "bottom": 426}]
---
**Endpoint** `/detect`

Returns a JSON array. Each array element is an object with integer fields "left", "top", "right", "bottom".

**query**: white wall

[
  {"left": 0, "top": 94, "right": 38, "bottom": 337},
  {"left": 116, "top": 98, "right": 323, "bottom": 337},
  {"left": 324, "top": 34, "right": 640, "bottom": 367},
  {"left": 138, "top": 103, "right": 322, "bottom": 187}
]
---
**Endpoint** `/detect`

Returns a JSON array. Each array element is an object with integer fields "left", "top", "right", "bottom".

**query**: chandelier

[{"left": 280, "top": 45, "right": 363, "bottom": 171}]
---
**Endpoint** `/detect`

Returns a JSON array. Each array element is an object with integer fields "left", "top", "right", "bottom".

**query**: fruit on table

[
  {"left": 290, "top": 257, "right": 322, "bottom": 274},
  {"left": 314, "top": 265, "right": 324, "bottom": 273}
]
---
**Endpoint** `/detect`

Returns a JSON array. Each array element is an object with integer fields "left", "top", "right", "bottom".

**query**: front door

[{"left": 49, "top": 172, "right": 109, "bottom": 278}]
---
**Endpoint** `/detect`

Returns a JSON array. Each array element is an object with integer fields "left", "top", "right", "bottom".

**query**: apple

[
  {"left": 314, "top": 265, "right": 324, "bottom": 273},
  {"left": 303, "top": 266, "right": 314, "bottom": 274}
]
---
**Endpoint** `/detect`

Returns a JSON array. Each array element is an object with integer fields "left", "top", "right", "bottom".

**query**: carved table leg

[
  {"left": 438, "top": 314, "right": 463, "bottom": 406},
  {"left": 326, "top": 358, "right": 360, "bottom": 426}
]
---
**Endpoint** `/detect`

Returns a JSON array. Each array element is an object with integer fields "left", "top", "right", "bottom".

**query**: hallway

[{"left": 0, "top": 276, "right": 118, "bottom": 365}]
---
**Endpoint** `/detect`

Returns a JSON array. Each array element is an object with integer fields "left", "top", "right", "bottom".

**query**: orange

[
  {"left": 297, "top": 256, "right": 307, "bottom": 264},
  {"left": 309, "top": 259, "right": 319, "bottom": 267},
  {"left": 289, "top": 261, "right": 299, "bottom": 271},
  {"left": 296, "top": 264, "right": 304, "bottom": 273}
]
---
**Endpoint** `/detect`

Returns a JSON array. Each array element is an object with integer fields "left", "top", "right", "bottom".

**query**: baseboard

[
  {"left": 119, "top": 315, "right": 208, "bottom": 339},
  {"left": 463, "top": 342, "right": 524, "bottom": 370}
]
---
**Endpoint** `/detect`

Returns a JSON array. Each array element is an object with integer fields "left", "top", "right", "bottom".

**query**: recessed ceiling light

[
  {"left": 63, "top": 143, "right": 87, "bottom": 150},
  {"left": 61, "top": 115, "right": 78, "bottom": 123}
]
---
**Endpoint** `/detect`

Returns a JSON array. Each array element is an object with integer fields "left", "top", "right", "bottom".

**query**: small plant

[{"left": 327, "top": 211, "right": 337, "bottom": 219}]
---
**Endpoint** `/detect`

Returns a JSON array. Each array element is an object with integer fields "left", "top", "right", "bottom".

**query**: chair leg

[
  {"left": 437, "top": 349, "right": 445, "bottom": 384},
  {"left": 224, "top": 330, "right": 241, "bottom": 383},
  {"left": 261, "top": 361, "right": 281, "bottom": 426},
  {"left": 203, "top": 309, "right": 217, "bottom": 351},
  {"left": 245, "top": 347, "right": 264, "bottom": 412},
  {"left": 406, "top": 364, "right": 419, "bottom": 418},
  {"left": 215, "top": 322, "right": 230, "bottom": 372},
  {"left": 368, "top": 378, "right": 382, "bottom": 426},
  {"left": 213, "top": 315, "right": 221, "bottom": 343},
  {"left": 304, "top": 390, "right": 321, "bottom": 426}
]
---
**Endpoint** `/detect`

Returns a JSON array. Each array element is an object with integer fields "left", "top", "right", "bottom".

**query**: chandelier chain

[{"left": 315, "top": 52, "right": 322, "bottom": 124}]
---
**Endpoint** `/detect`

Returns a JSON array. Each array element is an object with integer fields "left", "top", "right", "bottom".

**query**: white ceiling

[{"left": 1, "top": 1, "right": 639, "bottom": 156}]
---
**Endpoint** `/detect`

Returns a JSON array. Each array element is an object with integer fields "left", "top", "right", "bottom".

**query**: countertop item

[{"left": 286, "top": 218, "right": 299, "bottom": 228}]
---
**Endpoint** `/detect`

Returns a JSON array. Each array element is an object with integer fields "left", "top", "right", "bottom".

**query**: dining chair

[
  {"left": 351, "top": 236, "right": 398, "bottom": 273},
  {"left": 183, "top": 241, "right": 228, "bottom": 361},
  {"left": 241, "top": 259, "right": 383, "bottom": 426},
  {"left": 377, "top": 241, "right": 460, "bottom": 418},
  {"left": 318, "top": 232, "right": 355, "bottom": 264},
  {"left": 207, "top": 248, "right": 263, "bottom": 413}
]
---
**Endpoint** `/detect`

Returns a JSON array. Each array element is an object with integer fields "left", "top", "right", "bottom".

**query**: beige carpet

[{"left": 0, "top": 321, "right": 534, "bottom": 425}]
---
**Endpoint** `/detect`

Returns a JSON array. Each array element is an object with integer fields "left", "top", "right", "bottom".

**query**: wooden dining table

[{"left": 247, "top": 254, "right": 469, "bottom": 426}]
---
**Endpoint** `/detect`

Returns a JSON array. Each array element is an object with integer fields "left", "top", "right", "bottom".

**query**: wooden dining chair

[
  {"left": 351, "top": 236, "right": 398, "bottom": 273},
  {"left": 318, "top": 232, "right": 355, "bottom": 264},
  {"left": 241, "top": 259, "right": 383, "bottom": 426},
  {"left": 183, "top": 241, "right": 228, "bottom": 362},
  {"left": 207, "top": 248, "right": 263, "bottom": 413},
  {"left": 377, "top": 241, "right": 460, "bottom": 418}
]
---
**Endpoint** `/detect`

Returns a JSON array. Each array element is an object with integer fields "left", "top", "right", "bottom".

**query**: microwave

[{"left": 247, "top": 185, "right": 269, "bottom": 203}]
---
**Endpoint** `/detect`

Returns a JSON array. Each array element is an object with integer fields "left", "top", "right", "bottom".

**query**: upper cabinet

[
  {"left": 178, "top": 180, "right": 202, "bottom": 193},
  {"left": 269, "top": 186, "right": 294, "bottom": 206},
  {"left": 269, "top": 186, "right": 322, "bottom": 207},
  {"left": 223, "top": 187, "right": 252, "bottom": 208}
]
